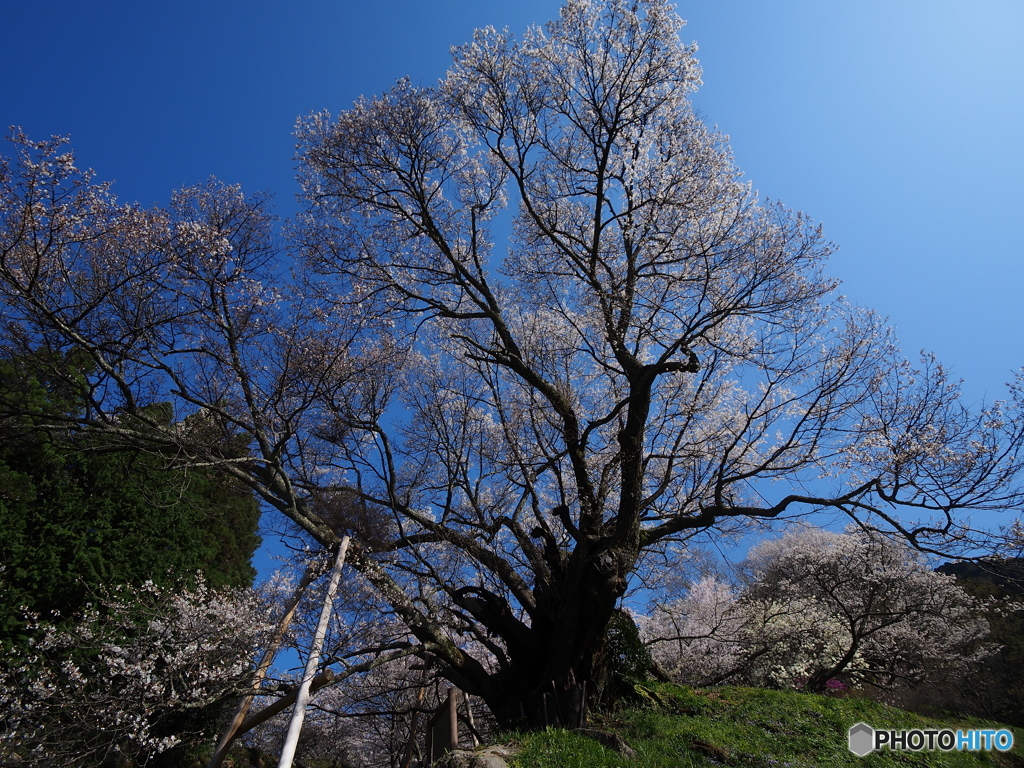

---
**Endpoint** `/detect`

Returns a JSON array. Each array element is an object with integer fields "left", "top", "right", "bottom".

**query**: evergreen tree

[
  {"left": 0, "top": 357, "right": 260, "bottom": 645},
  {"left": 937, "top": 559, "right": 1024, "bottom": 726}
]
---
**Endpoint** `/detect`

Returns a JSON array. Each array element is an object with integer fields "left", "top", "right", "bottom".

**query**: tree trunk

[{"left": 470, "top": 548, "right": 633, "bottom": 729}]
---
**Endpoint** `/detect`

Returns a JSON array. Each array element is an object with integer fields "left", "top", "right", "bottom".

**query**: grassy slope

[{"left": 506, "top": 684, "right": 1023, "bottom": 768}]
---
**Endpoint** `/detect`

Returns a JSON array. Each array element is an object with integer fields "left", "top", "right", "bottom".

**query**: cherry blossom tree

[
  {"left": 0, "top": 579, "right": 274, "bottom": 767},
  {"left": 641, "top": 575, "right": 748, "bottom": 686},
  {"left": 642, "top": 528, "right": 995, "bottom": 693},
  {"left": 2, "top": 0, "right": 1024, "bottom": 729},
  {"left": 291, "top": 0, "right": 1024, "bottom": 722},
  {"left": 0, "top": 132, "right": 380, "bottom": 547}
]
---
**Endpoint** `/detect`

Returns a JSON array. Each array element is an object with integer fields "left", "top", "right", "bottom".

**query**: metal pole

[{"left": 277, "top": 536, "right": 350, "bottom": 768}]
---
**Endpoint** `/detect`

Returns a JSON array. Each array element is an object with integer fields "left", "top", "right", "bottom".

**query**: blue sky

[
  {"left": 3, "top": 0, "right": 1023, "bottom": 567},
  {"left": 3, "top": 0, "right": 1020, "bottom": 398}
]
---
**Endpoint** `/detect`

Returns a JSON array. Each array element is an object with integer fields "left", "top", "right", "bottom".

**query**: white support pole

[
  {"left": 277, "top": 536, "right": 350, "bottom": 768},
  {"left": 209, "top": 559, "right": 326, "bottom": 768}
]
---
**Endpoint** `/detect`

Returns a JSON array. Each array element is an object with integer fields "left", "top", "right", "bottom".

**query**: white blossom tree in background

[
  {"left": 642, "top": 575, "right": 748, "bottom": 686},
  {"left": 643, "top": 527, "right": 995, "bottom": 694},
  {"left": 0, "top": 579, "right": 274, "bottom": 767},
  {"left": 2, "top": 0, "right": 1024, "bottom": 729}
]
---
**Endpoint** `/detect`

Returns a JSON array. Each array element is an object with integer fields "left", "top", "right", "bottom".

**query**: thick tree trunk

[{"left": 469, "top": 548, "right": 633, "bottom": 729}]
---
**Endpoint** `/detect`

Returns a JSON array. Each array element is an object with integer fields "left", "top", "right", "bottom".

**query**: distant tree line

[{"left": 935, "top": 558, "right": 1024, "bottom": 727}]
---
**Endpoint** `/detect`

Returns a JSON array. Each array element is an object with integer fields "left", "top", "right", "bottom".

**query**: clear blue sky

[
  {"left": 3, "top": 0, "right": 1022, "bottom": 562},
  {"left": 3, "top": 0, "right": 1020, "bottom": 399}
]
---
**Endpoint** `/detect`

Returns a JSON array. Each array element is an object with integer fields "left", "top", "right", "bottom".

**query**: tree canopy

[{"left": 1, "top": 0, "right": 1022, "bottom": 726}]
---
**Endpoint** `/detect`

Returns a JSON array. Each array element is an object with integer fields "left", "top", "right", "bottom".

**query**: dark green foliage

[
  {"left": 0, "top": 358, "right": 261, "bottom": 646},
  {"left": 937, "top": 559, "right": 1024, "bottom": 592},
  {"left": 937, "top": 559, "right": 1024, "bottom": 727},
  {"left": 597, "top": 609, "right": 657, "bottom": 706}
]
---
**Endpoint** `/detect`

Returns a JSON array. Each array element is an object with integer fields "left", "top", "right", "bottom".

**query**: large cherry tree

[
  {"left": 2, "top": 0, "right": 1023, "bottom": 727},
  {"left": 292, "top": 0, "right": 1024, "bottom": 722}
]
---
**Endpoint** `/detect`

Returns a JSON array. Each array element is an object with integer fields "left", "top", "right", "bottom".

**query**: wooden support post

[
  {"left": 448, "top": 688, "right": 459, "bottom": 752},
  {"left": 425, "top": 686, "right": 460, "bottom": 764}
]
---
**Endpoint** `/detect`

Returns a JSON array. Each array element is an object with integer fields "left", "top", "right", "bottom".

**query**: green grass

[{"left": 506, "top": 684, "right": 1023, "bottom": 768}]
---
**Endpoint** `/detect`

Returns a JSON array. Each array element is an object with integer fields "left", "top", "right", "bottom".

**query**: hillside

[{"left": 504, "top": 684, "right": 1023, "bottom": 768}]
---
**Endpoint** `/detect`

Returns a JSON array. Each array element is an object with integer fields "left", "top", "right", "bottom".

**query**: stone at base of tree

[
  {"left": 577, "top": 729, "right": 639, "bottom": 760},
  {"left": 433, "top": 745, "right": 517, "bottom": 768}
]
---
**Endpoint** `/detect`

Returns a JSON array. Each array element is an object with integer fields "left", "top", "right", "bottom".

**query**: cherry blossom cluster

[
  {"left": 0, "top": 577, "right": 274, "bottom": 767},
  {"left": 641, "top": 527, "right": 998, "bottom": 693}
]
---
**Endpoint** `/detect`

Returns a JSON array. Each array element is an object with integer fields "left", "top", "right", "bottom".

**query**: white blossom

[
  {"left": 0, "top": 577, "right": 274, "bottom": 767},
  {"left": 641, "top": 527, "right": 996, "bottom": 693}
]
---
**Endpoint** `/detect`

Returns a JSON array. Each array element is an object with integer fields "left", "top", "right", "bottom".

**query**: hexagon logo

[{"left": 848, "top": 722, "right": 875, "bottom": 756}]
